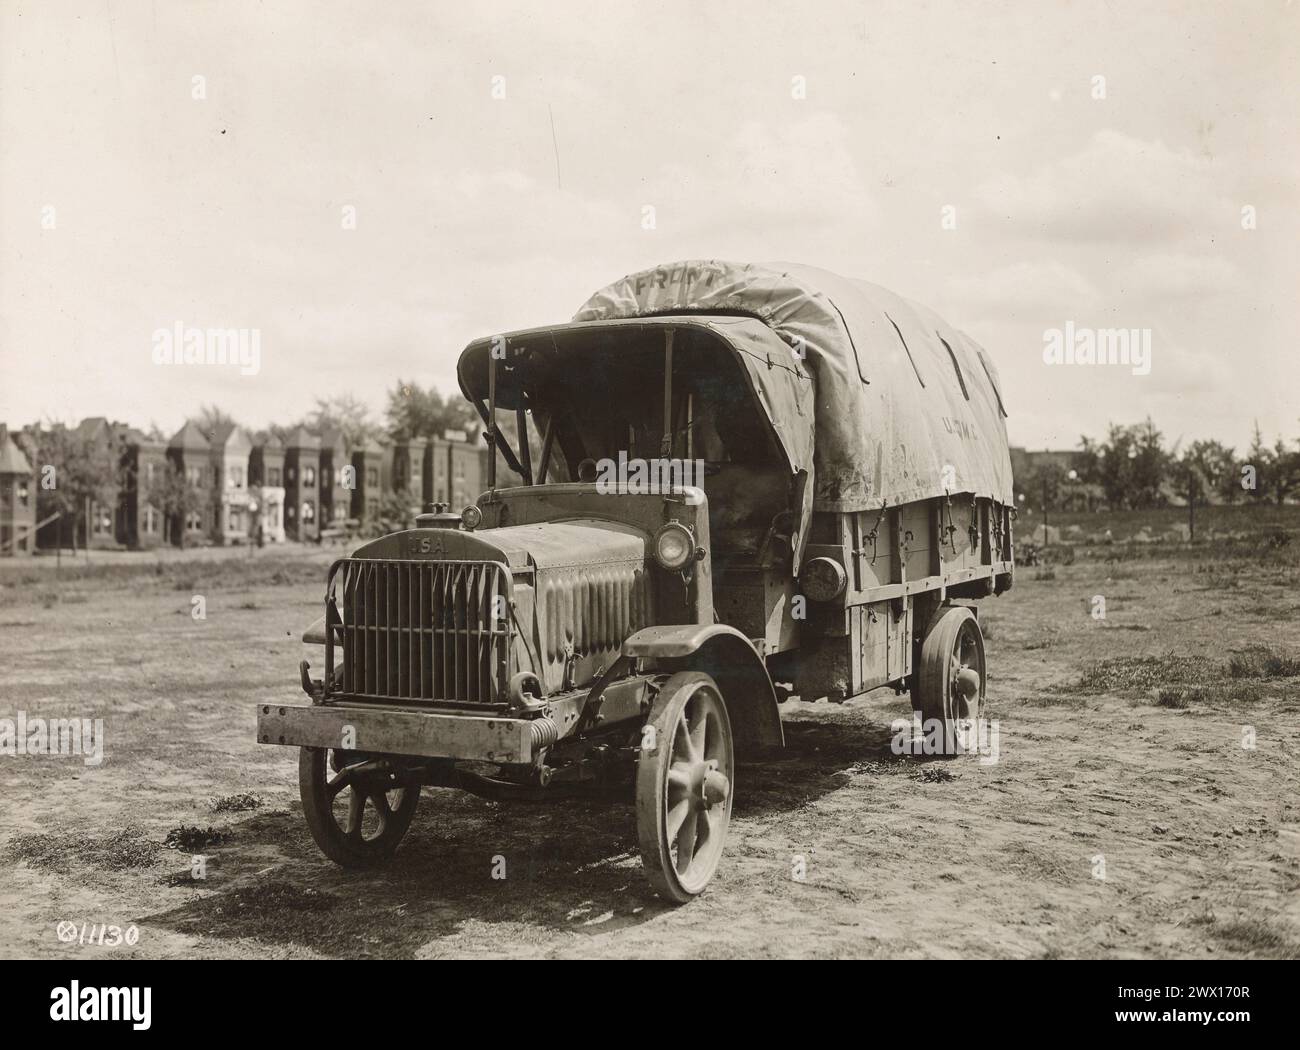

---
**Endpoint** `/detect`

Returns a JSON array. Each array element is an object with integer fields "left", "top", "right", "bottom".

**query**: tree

[
  {"left": 385, "top": 380, "right": 478, "bottom": 442},
  {"left": 1180, "top": 439, "right": 1235, "bottom": 505},
  {"left": 303, "top": 394, "right": 384, "bottom": 450},
  {"left": 1266, "top": 437, "right": 1300, "bottom": 506},
  {"left": 1021, "top": 460, "right": 1068, "bottom": 513},
  {"left": 150, "top": 461, "right": 207, "bottom": 548},
  {"left": 1084, "top": 420, "right": 1170, "bottom": 509},
  {"left": 191, "top": 404, "right": 238, "bottom": 443},
  {"left": 25, "top": 422, "right": 120, "bottom": 552},
  {"left": 1244, "top": 423, "right": 1272, "bottom": 503}
]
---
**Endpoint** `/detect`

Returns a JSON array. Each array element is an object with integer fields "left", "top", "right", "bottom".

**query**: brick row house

[
  {"left": 168, "top": 421, "right": 212, "bottom": 546},
  {"left": 388, "top": 436, "right": 427, "bottom": 515},
  {"left": 8, "top": 415, "right": 492, "bottom": 552},
  {"left": 350, "top": 441, "right": 385, "bottom": 529},
  {"left": 318, "top": 427, "right": 351, "bottom": 533},
  {"left": 0, "top": 424, "right": 36, "bottom": 556},
  {"left": 207, "top": 422, "right": 254, "bottom": 545},
  {"left": 283, "top": 427, "right": 320, "bottom": 542},
  {"left": 248, "top": 434, "right": 287, "bottom": 543},
  {"left": 119, "top": 430, "right": 167, "bottom": 549}
]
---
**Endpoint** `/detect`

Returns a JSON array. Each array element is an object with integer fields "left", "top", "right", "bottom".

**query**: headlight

[
  {"left": 800, "top": 556, "right": 847, "bottom": 602},
  {"left": 461, "top": 504, "right": 483, "bottom": 530},
  {"left": 653, "top": 522, "right": 694, "bottom": 571}
]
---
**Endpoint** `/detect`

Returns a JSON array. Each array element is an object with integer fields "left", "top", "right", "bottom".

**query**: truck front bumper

[{"left": 256, "top": 702, "right": 555, "bottom": 765}]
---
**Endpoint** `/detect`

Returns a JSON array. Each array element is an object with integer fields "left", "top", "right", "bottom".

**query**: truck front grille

[{"left": 324, "top": 558, "right": 511, "bottom": 706}]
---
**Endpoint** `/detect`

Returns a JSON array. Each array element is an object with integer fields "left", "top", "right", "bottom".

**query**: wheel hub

[
  {"left": 954, "top": 666, "right": 981, "bottom": 701},
  {"left": 701, "top": 761, "right": 730, "bottom": 808}
]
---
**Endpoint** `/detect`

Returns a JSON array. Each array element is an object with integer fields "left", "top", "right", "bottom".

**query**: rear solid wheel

[
  {"left": 636, "top": 671, "right": 734, "bottom": 904},
  {"left": 299, "top": 747, "right": 420, "bottom": 868},
  {"left": 916, "top": 605, "right": 986, "bottom": 757}
]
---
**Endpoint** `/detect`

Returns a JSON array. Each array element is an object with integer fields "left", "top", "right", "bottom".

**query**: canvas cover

[{"left": 572, "top": 260, "right": 1014, "bottom": 514}]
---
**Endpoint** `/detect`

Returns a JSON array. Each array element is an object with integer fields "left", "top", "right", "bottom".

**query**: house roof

[
  {"left": 75, "top": 416, "right": 109, "bottom": 439},
  {"left": 208, "top": 422, "right": 251, "bottom": 451},
  {"left": 318, "top": 426, "right": 347, "bottom": 451},
  {"left": 168, "top": 420, "right": 211, "bottom": 452},
  {"left": 0, "top": 434, "right": 33, "bottom": 475},
  {"left": 284, "top": 426, "right": 320, "bottom": 450}
]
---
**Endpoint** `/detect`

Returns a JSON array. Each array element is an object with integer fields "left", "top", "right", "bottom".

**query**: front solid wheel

[
  {"left": 916, "top": 605, "right": 986, "bottom": 757},
  {"left": 298, "top": 747, "right": 420, "bottom": 868},
  {"left": 636, "top": 671, "right": 734, "bottom": 904}
]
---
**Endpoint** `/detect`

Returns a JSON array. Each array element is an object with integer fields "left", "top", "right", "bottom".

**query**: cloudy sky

[{"left": 2, "top": 0, "right": 1296, "bottom": 453}]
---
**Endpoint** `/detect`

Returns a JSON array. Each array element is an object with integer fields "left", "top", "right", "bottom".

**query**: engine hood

[
  {"left": 483, "top": 519, "right": 650, "bottom": 569},
  {"left": 350, "top": 519, "right": 648, "bottom": 569},
  {"left": 495, "top": 520, "right": 653, "bottom": 694}
]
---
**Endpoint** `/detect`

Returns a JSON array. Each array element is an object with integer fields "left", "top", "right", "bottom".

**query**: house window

[
  {"left": 287, "top": 466, "right": 297, "bottom": 484},
  {"left": 287, "top": 504, "right": 296, "bottom": 520},
  {"left": 304, "top": 466, "right": 316, "bottom": 487},
  {"left": 228, "top": 466, "right": 244, "bottom": 488},
  {"left": 269, "top": 467, "right": 281, "bottom": 486},
  {"left": 366, "top": 467, "right": 378, "bottom": 487},
  {"left": 302, "top": 501, "right": 315, "bottom": 524},
  {"left": 143, "top": 505, "right": 158, "bottom": 533},
  {"left": 144, "top": 462, "right": 155, "bottom": 484}
]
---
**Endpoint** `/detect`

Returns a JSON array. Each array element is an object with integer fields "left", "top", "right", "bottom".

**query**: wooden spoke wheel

[
  {"left": 636, "top": 671, "right": 734, "bottom": 904},
  {"left": 299, "top": 747, "right": 420, "bottom": 868},
  {"left": 917, "top": 605, "right": 986, "bottom": 757}
]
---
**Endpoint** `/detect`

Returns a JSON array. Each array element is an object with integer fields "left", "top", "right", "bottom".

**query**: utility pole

[{"left": 1188, "top": 465, "right": 1195, "bottom": 542}]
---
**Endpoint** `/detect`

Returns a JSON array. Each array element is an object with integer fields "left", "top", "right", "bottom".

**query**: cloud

[
  {"left": 1111, "top": 252, "right": 1244, "bottom": 301},
  {"left": 974, "top": 130, "right": 1238, "bottom": 242},
  {"left": 946, "top": 260, "right": 1100, "bottom": 321}
]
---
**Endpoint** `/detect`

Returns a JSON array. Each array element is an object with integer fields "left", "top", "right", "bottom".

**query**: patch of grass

[
  {"left": 1154, "top": 682, "right": 1273, "bottom": 707},
  {"left": 1210, "top": 918, "right": 1300, "bottom": 959},
  {"left": 6, "top": 827, "right": 159, "bottom": 873},
  {"left": 1073, "top": 653, "right": 1217, "bottom": 695},
  {"left": 837, "top": 758, "right": 909, "bottom": 777},
  {"left": 210, "top": 793, "right": 263, "bottom": 813},
  {"left": 913, "top": 765, "right": 957, "bottom": 783},
  {"left": 1227, "top": 645, "right": 1300, "bottom": 680},
  {"left": 163, "top": 825, "right": 232, "bottom": 851},
  {"left": 206, "top": 881, "right": 339, "bottom": 917}
]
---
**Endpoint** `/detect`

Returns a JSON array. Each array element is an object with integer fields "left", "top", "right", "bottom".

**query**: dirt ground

[{"left": 2, "top": 521, "right": 1298, "bottom": 959}]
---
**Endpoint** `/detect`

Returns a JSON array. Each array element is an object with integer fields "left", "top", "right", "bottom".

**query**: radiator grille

[{"left": 324, "top": 558, "right": 511, "bottom": 706}]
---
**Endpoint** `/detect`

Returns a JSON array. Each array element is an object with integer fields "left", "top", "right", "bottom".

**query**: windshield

[{"left": 484, "top": 325, "right": 779, "bottom": 484}]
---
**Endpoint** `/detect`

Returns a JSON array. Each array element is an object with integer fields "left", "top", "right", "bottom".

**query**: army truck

[{"left": 258, "top": 260, "right": 1015, "bottom": 902}]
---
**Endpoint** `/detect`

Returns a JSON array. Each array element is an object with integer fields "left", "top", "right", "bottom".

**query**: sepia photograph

[{"left": 0, "top": 0, "right": 1297, "bottom": 1010}]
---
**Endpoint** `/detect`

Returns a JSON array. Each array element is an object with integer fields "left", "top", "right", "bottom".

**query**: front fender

[
  {"left": 623, "top": 624, "right": 784, "bottom": 754},
  {"left": 302, "top": 613, "right": 328, "bottom": 645}
]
